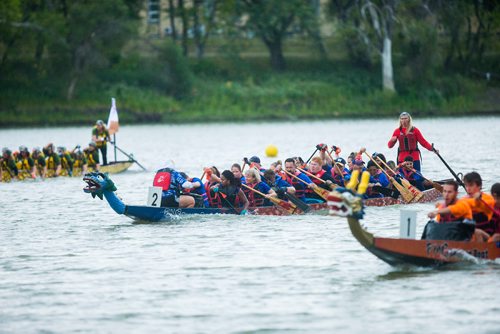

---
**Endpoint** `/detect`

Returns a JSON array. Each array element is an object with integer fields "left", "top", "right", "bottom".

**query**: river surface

[{"left": 1, "top": 117, "right": 500, "bottom": 333}]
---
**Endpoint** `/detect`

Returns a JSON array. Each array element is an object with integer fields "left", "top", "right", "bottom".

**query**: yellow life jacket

[{"left": 93, "top": 126, "right": 109, "bottom": 148}]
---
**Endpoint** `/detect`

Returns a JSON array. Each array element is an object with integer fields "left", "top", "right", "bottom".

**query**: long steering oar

[
  {"left": 283, "top": 170, "right": 330, "bottom": 201},
  {"left": 109, "top": 143, "right": 146, "bottom": 171},
  {"left": 362, "top": 150, "right": 415, "bottom": 203},
  {"left": 241, "top": 183, "right": 297, "bottom": 214},
  {"left": 432, "top": 144, "right": 465, "bottom": 190},
  {"left": 374, "top": 155, "right": 424, "bottom": 202}
]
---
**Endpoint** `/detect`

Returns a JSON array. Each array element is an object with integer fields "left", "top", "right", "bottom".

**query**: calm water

[{"left": 1, "top": 118, "right": 500, "bottom": 333}]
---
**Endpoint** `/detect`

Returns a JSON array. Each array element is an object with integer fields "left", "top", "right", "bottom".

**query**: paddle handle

[
  {"left": 297, "top": 167, "right": 326, "bottom": 184},
  {"left": 241, "top": 183, "right": 295, "bottom": 212},
  {"left": 304, "top": 148, "right": 319, "bottom": 165},
  {"left": 326, "top": 150, "right": 345, "bottom": 181}
]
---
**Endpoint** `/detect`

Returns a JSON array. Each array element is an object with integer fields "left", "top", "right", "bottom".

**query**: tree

[
  {"left": 192, "top": 0, "right": 218, "bottom": 59},
  {"left": 237, "top": 0, "right": 315, "bottom": 71},
  {"left": 359, "top": 0, "right": 398, "bottom": 92}
]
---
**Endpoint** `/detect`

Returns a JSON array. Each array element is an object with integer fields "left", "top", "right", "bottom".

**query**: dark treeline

[{"left": 0, "top": 0, "right": 499, "bottom": 126}]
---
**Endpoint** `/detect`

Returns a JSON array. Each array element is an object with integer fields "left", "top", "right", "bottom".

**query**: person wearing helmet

[
  {"left": 1, "top": 147, "right": 19, "bottom": 182},
  {"left": 44, "top": 143, "right": 62, "bottom": 177},
  {"left": 32, "top": 147, "right": 47, "bottom": 179},
  {"left": 84, "top": 141, "right": 100, "bottom": 171},
  {"left": 16, "top": 146, "right": 36, "bottom": 179},
  {"left": 91, "top": 120, "right": 110, "bottom": 165}
]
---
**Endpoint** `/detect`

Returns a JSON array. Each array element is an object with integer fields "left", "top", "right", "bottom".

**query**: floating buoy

[{"left": 265, "top": 145, "right": 278, "bottom": 157}]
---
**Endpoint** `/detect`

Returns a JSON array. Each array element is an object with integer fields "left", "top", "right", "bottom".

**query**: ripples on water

[{"left": 1, "top": 118, "right": 500, "bottom": 333}]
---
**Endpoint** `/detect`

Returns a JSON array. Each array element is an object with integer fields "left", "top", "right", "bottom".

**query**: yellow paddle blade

[
  {"left": 357, "top": 171, "right": 371, "bottom": 195},
  {"left": 346, "top": 170, "right": 360, "bottom": 190}
]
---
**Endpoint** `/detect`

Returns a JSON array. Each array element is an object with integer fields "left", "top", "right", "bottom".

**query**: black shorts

[{"left": 161, "top": 195, "right": 179, "bottom": 208}]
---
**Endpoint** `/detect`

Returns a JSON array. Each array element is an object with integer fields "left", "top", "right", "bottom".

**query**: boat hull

[{"left": 347, "top": 217, "right": 500, "bottom": 266}]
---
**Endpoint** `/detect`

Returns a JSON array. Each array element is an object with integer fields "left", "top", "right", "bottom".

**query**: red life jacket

[
  {"left": 153, "top": 169, "right": 172, "bottom": 191},
  {"left": 204, "top": 181, "right": 221, "bottom": 207},
  {"left": 283, "top": 172, "right": 307, "bottom": 199},
  {"left": 310, "top": 169, "right": 326, "bottom": 186},
  {"left": 437, "top": 203, "right": 463, "bottom": 223},
  {"left": 397, "top": 127, "right": 419, "bottom": 153},
  {"left": 242, "top": 183, "right": 265, "bottom": 207},
  {"left": 401, "top": 168, "right": 416, "bottom": 181}
]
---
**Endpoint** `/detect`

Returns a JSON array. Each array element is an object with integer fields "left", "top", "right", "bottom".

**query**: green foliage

[{"left": 157, "top": 42, "right": 193, "bottom": 99}]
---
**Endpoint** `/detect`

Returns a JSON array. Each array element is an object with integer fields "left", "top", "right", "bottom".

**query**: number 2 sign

[{"left": 147, "top": 186, "right": 163, "bottom": 207}]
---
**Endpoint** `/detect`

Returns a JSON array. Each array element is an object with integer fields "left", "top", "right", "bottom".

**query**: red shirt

[{"left": 388, "top": 127, "right": 433, "bottom": 162}]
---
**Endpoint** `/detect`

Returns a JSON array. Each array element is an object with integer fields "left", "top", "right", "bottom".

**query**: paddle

[
  {"left": 241, "top": 183, "right": 297, "bottom": 214},
  {"left": 361, "top": 150, "right": 415, "bottom": 203},
  {"left": 375, "top": 156, "right": 424, "bottom": 202},
  {"left": 109, "top": 142, "right": 146, "bottom": 171},
  {"left": 432, "top": 143, "right": 465, "bottom": 190},
  {"left": 283, "top": 170, "right": 330, "bottom": 201},
  {"left": 325, "top": 149, "right": 345, "bottom": 184},
  {"left": 296, "top": 167, "right": 337, "bottom": 190},
  {"left": 304, "top": 147, "right": 319, "bottom": 165},
  {"left": 406, "top": 166, "right": 443, "bottom": 192}
]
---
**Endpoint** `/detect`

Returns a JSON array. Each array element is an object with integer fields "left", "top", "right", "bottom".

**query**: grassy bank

[{"left": 0, "top": 56, "right": 498, "bottom": 127}]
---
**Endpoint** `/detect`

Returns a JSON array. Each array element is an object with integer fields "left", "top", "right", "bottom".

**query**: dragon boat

[{"left": 327, "top": 188, "right": 500, "bottom": 266}]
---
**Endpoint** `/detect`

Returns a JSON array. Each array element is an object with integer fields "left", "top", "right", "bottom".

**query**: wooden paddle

[
  {"left": 296, "top": 167, "right": 337, "bottom": 190},
  {"left": 241, "top": 183, "right": 297, "bottom": 214},
  {"left": 283, "top": 170, "right": 330, "bottom": 201},
  {"left": 406, "top": 166, "right": 443, "bottom": 192},
  {"left": 374, "top": 155, "right": 424, "bottom": 202},
  {"left": 325, "top": 149, "right": 345, "bottom": 184},
  {"left": 362, "top": 151, "right": 415, "bottom": 203}
]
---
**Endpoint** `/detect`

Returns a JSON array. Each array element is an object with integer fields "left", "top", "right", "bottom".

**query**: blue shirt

[{"left": 162, "top": 170, "right": 188, "bottom": 198}]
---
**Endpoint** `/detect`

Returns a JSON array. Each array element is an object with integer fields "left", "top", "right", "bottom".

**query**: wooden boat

[
  {"left": 328, "top": 189, "right": 500, "bottom": 266},
  {"left": 91, "top": 160, "right": 134, "bottom": 174}
]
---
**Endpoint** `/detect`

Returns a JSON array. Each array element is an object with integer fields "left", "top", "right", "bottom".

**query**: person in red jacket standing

[{"left": 388, "top": 112, "right": 437, "bottom": 171}]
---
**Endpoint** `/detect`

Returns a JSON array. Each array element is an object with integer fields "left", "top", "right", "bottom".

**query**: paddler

[
  {"left": 32, "top": 147, "right": 46, "bottom": 179},
  {"left": 304, "top": 156, "right": 335, "bottom": 201},
  {"left": 71, "top": 146, "right": 88, "bottom": 176},
  {"left": 203, "top": 166, "right": 221, "bottom": 207},
  {"left": 427, "top": 180, "right": 472, "bottom": 223},
  {"left": 461, "top": 172, "right": 496, "bottom": 240},
  {"left": 365, "top": 160, "right": 391, "bottom": 198},
  {"left": 212, "top": 170, "right": 249, "bottom": 214},
  {"left": 283, "top": 158, "right": 313, "bottom": 202},
  {"left": 231, "top": 163, "right": 246, "bottom": 184},
  {"left": 388, "top": 111, "right": 437, "bottom": 171},
  {"left": 397, "top": 156, "right": 424, "bottom": 191},
  {"left": 43, "top": 143, "right": 61, "bottom": 177},
  {"left": 263, "top": 169, "right": 295, "bottom": 200},
  {"left": 57, "top": 146, "right": 74, "bottom": 176},
  {"left": 488, "top": 183, "right": 500, "bottom": 242},
  {"left": 179, "top": 172, "right": 209, "bottom": 207},
  {"left": 84, "top": 142, "right": 100, "bottom": 171},
  {"left": 91, "top": 120, "right": 110, "bottom": 165},
  {"left": 1, "top": 147, "right": 19, "bottom": 181},
  {"left": 242, "top": 168, "right": 277, "bottom": 207},
  {"left": 17, "top": 146, "right": 36, "bottom": 179},
  {"left": 153, "top": 166, "right": 196, "bottom": 208}
]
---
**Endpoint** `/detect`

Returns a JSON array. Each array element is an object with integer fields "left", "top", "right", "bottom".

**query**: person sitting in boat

[
  {"left": 153, "top": 167, "right": 196, "bottom": 208},
  {"left": 31, "top": 147, "right": 47, "bottom": 179},
  {"left": 365, "top": 160, "right": 390, "bottom": 198},
  {"left": 344, "top": 158, "right": 365, "bottom": 183},
  {"left": 388, "top": 111, "right": 437, "bottom": 172},
  {"left": 43, "top": 143, "right": 62, "bottom": 177},
  {"left": 16, "top": 146, "right": 36, "bottom": 179},
  {"left": 488, "top": 183, "right": 500, "bottom": 242},
  {"left": 57, "top": 146, "right": 74, "bottom": 176},
  {"left": 231, "top": 163, "right": 246, "bottom": 184},
  {"left": 428, "top": 180, "right": 472, "bottom": 223},
  {"left": 71, "top": 146, "right": 87, "bottom": 176},
  {"left": 212, "top": 170, "right": 249, "bottom": 214},
  {"left": 398, "top": 156, "right": 424, "bottom": 191},
  {"left": 91, "top": 120, "right": 110, "bottom": 166},
  {"left": 328, "top": 157, "right": 347, "bottom": 187},
  {"left": 461, "top": 172, "right": 496, "bottom": 241},
  {"left": 304, "top": 157, "right": 335, "bottom": 201},
  {"left": 204, "top": 166, "right": 221, "bottom": 207},
  {"left": 283, "top": 158, "right": 313, "bottom": 202},
  {"left": 385, "top": 160, "right": 397, "bottom": 177},
  {"left": 84, "top": 142, "right": 100, "bottom": 171},
  {"left": 243, "top": 168, "right": 277, "bottom": 207},
  {"left": 248, "top": 156, "right": 266, "bottom": 173},
  {"left": 263, "top": 169, "right": 295, "bottom": 200},
  {"left": 1, "top": 147, "right": 19, "bottom": 181},
  {"left": 179, "top": 172, "right": 209, "bottom": 207}
]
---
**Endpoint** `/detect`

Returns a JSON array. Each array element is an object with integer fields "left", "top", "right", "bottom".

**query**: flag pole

[{"left": 113, "top": 134, "right": 117, "bottom": 163}]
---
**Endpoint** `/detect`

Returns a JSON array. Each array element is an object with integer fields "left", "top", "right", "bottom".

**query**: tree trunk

[
  {"left": 265, "top": 39, "right": 286, "bottom": 71},
  {"left": 178, "top": 0, "right": 189, "bottom": 57},
  {"left": 193, "top": 0, "right": 203, "bottom": 59},
  {"left": 382, "top": 37, "right": 395, "bottom": 92},
  {"left": 67, "top": 74, "right": 79, "bottom": 100},
  {"left": 168, "top": 0, "right": 177, "bottom": 42}
]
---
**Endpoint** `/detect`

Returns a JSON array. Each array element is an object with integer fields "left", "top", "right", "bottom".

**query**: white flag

[{"left": 107, "top": 97, "right": 119, "bottom": 135}]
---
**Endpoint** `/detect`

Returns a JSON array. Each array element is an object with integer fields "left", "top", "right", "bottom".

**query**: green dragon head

[{"left": 83, "top": 172, "right": 117, "bottom": 200}]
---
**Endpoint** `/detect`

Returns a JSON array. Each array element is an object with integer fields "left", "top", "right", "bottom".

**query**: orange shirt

[
  {"left": 436, "top": 198, "right": 472, "bottom": 223},
  {"left": 462, "top": 192, "right": 495, "bottom": 223}
]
